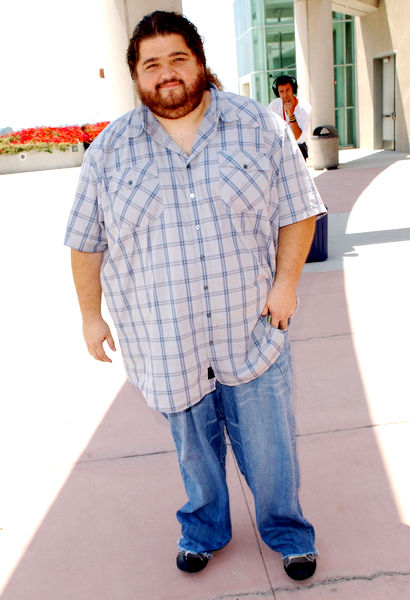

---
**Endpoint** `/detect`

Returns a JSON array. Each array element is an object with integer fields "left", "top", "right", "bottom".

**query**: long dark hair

[{"left": 126, "top": 11, "right": 222, "bottom": 90}]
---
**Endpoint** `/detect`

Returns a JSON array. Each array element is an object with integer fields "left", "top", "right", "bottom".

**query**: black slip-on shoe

[
  {"left": 283, "top": 553, "right": 317, "bottom": 581},
  {"left": 176, "top": 551, "right": 209, "bottom": 573}
]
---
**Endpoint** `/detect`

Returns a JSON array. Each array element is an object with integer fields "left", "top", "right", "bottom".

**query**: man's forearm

[
  {"left": 71, "top": 249, "right": 116, "bottom": 362},
  {"left": 71, "top": 249, "right": 104, "bottom": 321},
  {"left": 275, "top": 216, "right": 316, "bottom": 291},
  {"left": 261, "top": 216, "right": 316, "bottom": 329},
  {"left": 289, "top": 120, "right": 302, "bottom": 141}
]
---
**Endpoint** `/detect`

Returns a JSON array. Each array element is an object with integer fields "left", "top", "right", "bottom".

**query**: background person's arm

[
  {"left": 261, "top": 216, "right": 316, "bottom": 329},
  {"left": 283, "top": 100, "right": 303, "bottom": 141},
  {"left": 71, "top": 249, "right": 116, "bottom": 362},
  {"left": 288, "top": 118, "right": 303, "bottom": 141},
  {"left": 291, "top": 103, "right": 311, "bottom": 144}
]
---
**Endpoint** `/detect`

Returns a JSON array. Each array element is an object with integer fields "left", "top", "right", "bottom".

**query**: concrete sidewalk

[{"left": 1, "top": 149, "right": 409, "bottom": 599}]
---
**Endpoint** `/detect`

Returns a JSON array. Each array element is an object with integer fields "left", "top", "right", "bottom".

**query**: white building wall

[{"left": 355, "top": 0, "right": 410, "bottom": 153}]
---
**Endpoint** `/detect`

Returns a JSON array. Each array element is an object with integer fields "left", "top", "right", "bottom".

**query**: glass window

[
  {"left": 265, "top": 0, "right": 293, "bottom": 25},
  {"left": 334, "top": 66, "right": 345, "bottom": 107},
  {"left": 251, "top": 0, "right": 264, "bottom": 26},
  {"left": 345, "top": 20, "right": 354, "bottom": 64},
  {"left": 234, "top": 0, "right": 296, "bottom": 108},
  {"left": 252, "top": 27, "right": 267, "bottom": 71},
  {"left": 265, "top": 2, "right": 295, "bottom": 75},
  {"left": 345, "top": 65, "right": 355, "bottom": 106},
  {"left": 266, "top": 28, "right": 295, "bottom": 71},
  {"left": 333, "top": 12, "right": 356, "bottom": 146},
  {"left": 253, "top": 73, "right": 263, "bottom": 103},
  {"left": 346, "top": 108, "right": 355, "bottom": 144},
  {"left": 333, "top": 22, "right": 344, "bottom": 66},
  {"left": 335, "top": 109, "right": 347, "bottom": 147},
  {"left": 234, "top": 0, "right": 252, "bottom": 37},
  {"left": 236, "top": 31, "right": 253, "bottom": 77}
]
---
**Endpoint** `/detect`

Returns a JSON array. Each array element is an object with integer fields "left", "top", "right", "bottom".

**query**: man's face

[
  {"left": 277, "top": 83, "right": 295, "bottom": 104},
  {"left": 135, "top": 33, "right": 207, "bottom": 119}
]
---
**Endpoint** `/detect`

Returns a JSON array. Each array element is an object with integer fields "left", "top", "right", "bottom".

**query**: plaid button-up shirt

[{"left": 65, "top": 86, "right": 325, "bottom": 413}]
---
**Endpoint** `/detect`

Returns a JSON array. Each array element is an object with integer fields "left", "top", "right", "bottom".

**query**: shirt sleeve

[
  {"left": 272, "top": 125, "right": 326, "bottom": 227},
  {"left": 64, "top": 148, "right": 108, "bottom": 253},
  {"left": 294, "top": 102, "right": 311, "bottom": 144},
  {"left": 268, "top": 98, "right": 282, "bottom": 119}
]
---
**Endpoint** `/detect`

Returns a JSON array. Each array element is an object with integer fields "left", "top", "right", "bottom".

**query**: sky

[{"left": 0, "top": 1, "right": 238, "bottom": 131}]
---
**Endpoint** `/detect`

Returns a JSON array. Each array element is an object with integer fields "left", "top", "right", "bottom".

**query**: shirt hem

[{"left": 127, "top": 349, "right": 285, "bottom": 414}]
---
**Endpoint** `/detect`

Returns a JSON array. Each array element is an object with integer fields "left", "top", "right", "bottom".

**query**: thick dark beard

[{"left": 136, "top": 70, "right": 207, "bottom": 119}]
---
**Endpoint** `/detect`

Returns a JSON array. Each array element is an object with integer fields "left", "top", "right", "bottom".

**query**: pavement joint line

[
  {"left": 209, "top": 588, "right": 275, "bottom": 600},
  {"left": 271, "top": 569, "right": 410, "bottom": 594},
  {"left": 76, "top": 448, "right": 176, "bottom": 464},
  {"left": 75, "top": 420, "right": 410, "bottom": 463},
  {"left": 297, "top": 419, "right": 410, "bottom": 438},
  {"left": 290, "top": 333, "right": 353, "bottom": 343},
  {"left": 229, "top": 447, "right": 277, "bottom": 597}
]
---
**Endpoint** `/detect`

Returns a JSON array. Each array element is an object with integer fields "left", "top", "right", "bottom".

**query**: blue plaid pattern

[{"left": 65, "top": 87, "right": 326, "bottom": 413}]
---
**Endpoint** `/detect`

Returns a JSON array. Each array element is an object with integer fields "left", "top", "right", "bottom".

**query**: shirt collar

[
  {"left": 127, "top": 104, "right": 158, "bottom": 138},
  {"left": 208, "top": 85, "right": 238, "bottom": 124}
]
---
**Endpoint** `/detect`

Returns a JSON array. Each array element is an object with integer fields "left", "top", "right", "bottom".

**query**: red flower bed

[
  {"left": 0, "top": 122, "right": 110, "bottom": 155},
  {"left": 82, "top": 122, "right": 110, "bottom": 143}
]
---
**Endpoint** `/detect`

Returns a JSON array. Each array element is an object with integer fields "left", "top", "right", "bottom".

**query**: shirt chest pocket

[
  {"left": 217, "top": 150, "right": 272, "bottom": 213},
  {"left": 106, "top": 161, "right": 163, "bottom": 229}
]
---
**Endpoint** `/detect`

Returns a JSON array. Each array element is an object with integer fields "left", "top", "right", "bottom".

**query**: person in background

[
  {"left": 65, "top": 11, "right": 326, "bottom": 581},
  {"left": 268, "top": 75, "right": 311, "bottom": 160}
]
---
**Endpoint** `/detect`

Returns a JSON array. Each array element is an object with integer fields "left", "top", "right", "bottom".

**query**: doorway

[{"left": 374, "top": 54, "right": 396, "bottom": 150}]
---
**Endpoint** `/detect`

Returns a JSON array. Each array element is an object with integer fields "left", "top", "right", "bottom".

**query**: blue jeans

[{"left": 166, "top": 335, "right": 316, "bottom": 560}]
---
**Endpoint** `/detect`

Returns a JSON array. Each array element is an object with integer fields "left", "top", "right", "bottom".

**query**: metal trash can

[
  {"left": 306, "top": 212, "right": 328, "bottom": 263},
  {"left": 309, "top": 125, "right": 339, "bottom": 170}
]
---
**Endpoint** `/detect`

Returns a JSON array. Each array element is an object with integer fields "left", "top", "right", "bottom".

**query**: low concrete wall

[{"left": 0, "top": 145, "right": 84, "bottom": 174}]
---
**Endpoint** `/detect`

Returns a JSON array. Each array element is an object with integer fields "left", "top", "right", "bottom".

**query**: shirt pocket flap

[
  {"left": 217, "top": 150, "right": 271, "bottom": 212},
  {"left": 107, "top": 160, "right": 163, "bottom": 228},
  {"left": 218, "top": 150, "right": 271, "bottom": 172}
]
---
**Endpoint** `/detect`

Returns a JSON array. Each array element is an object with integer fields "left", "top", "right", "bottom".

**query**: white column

[
  {"left": 294, "top": 0, "right": 310, "bottom": 104},
  {"left": 294, "top": 0, "right": 335, "bottom": 132}
]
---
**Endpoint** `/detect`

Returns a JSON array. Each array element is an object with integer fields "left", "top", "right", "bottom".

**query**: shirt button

[
  {"left": 200, "top": 255, "right": 205, "bottom": 261},
  {"left": 186, "top": 163, "right": 191, "bottom": 169},
  {"left": 195, "top": 224, "right": 200, "bottom": 230},
  {"left": 209, "top": 340, "right": 214, "bottom": 345},
  {"left": 190, "top": 193, "right": 195, "bottom": 199},
  {"left": 207, "top": 313, "right": 211, "bottom": 318},
  {"left": 243, "top": 164, "right": 248, "bottom": 169},
  {"left": 128, "top": 180, "right": 133, "bottom": 185},
  {"left": 204, "top": 285, "right": 208, "bottom": 290}
]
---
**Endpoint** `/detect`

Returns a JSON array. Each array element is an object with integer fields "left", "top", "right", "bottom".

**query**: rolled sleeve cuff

[{"left": 64, "top": 229, "right": 108, "bottom": 253}]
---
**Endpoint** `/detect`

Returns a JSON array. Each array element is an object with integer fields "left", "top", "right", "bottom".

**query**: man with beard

[{"left": 65, "top": 11, "right": 325, "bottom": 581}]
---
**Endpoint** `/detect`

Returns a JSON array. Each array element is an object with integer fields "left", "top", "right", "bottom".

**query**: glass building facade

[
  {"left": 234, "top": 1, "right": 357, "bottom": 147},
  {"left": 234, "top": 0, "right": 296, "bottom": 106}
]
